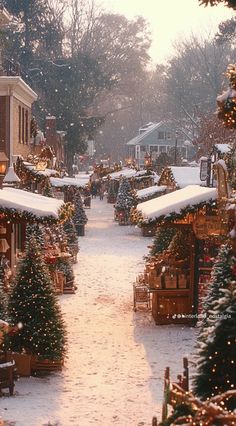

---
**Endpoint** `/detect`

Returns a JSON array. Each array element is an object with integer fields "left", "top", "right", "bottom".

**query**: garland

[
  {"left": 138, "top": 200, "right": 217, "bottom": 227},
  {"left": 0, "top": 203, "right": 74, "bottom": 225}
]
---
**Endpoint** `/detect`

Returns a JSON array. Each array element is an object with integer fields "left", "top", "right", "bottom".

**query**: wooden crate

[{"left": 133, "top": 284, "right": 150, "bottom": 311}]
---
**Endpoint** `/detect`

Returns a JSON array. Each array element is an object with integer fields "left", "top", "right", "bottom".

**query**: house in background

[
  {"left": 126, "top": 121, "right": 194, "bottom": 167},
  {"left": 45, "top": 116, "right": 66, "bottom": 168},
  {"left": 0, "top": 76, "right": 38, "bottom": 163}
]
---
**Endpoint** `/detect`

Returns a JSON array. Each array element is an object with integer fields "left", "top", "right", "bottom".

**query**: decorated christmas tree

[
  {"left": 217, "top": 64, "right": 236, "bottom": 129},
  {"left": 0, "top": 265, "right": 7, "bottom": 320},
  {"left": 167, "top": 229, "right": 190, "bottom": 261},
  {"left": 193, "top": 242, "right": 236, "bottom": 402},
  {"left": 63, "top": 219, "right": 78, "bottom": 246},
  {"left": 72, "top": 190, "right": 88, "bottom": 226},
  {"left": 8, "top": 237, "right": 66, "bottom": 360},
  {"left": 114, "top": 178, "right": 137, "bottom": 213},
  {"left": 149, "top": 227, "right": 176, "bottom": 257},
  {"left": 26, "top": 224, "right": 45, "bottom": 249}
]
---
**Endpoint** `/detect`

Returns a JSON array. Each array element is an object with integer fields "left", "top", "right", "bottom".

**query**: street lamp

[
  {"left": 174, "top": 130, "right": 178, "bottom": 165},
  {"left": 0, "top": 151, "right": 9, "bottom": 188}
]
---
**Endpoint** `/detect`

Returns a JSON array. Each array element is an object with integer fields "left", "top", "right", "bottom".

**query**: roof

[
  {"left": 0, "top": 188, "right": 64, "bottom": 220},
  {"left": 136, "top": 185, "right": 166, "bottom": 201},
  {"left": 50, "top": 176, "right": 90, "bottom": 188},
  {"left": 160, "top": 166, "right": 202, "bottom": 188},
  {"left": 23, "top": 162, "right": 59, "bottom": 177},
  {"left": 137, "top": 185, "right": 217, "bottom": 224},
  {"left": 126, "top": 122, "right": 164, "bottom": 146}
]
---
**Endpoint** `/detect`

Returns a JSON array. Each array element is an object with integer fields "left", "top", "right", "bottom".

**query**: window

[
  {"left": 150, "top": 145, "right": 159, "bottom": 152},
  {"left": 158, "top": 131, "right": 164, "bottom": 140},
  {"left": 159, "top": 146, "right": 167, "bottom": 153},
  {"left": 18, "top": 106, "right": 21, "bottom": 143},
  {"left": 18, "top": 105, "right": 29, "bottom": 144},
  {"left": 22, "top": 107, "right": 25, "bottom": 143},
  {"left": 166, "top": 132, "right": 171, "bottom": 140},
  {"left": 140, "top": 145, "right": 146, "bottom": 152},
  {"left": 25, "top": 110, "right": 29, "bottom": 144}
]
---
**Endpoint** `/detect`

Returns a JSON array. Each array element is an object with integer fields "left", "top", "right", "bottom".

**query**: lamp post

[
  {"left": 174, "top": 130, "right": 178, "bottom": 166},
  {"left": 0, "top": 152, "right": 9, "bottom": 188}
]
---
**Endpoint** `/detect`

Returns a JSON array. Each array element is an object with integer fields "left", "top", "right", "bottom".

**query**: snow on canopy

[
  {"left": 23, "top": 162, "right": 59, "bottom": 177},
  {"left": 137, "top": 185, "right": 217, "bottom": 223},
  {"left": 107, "top": 168, "right": 159, "bottom": 181},
  {"left": 165, "top": 166, "right": 202, "bottom": 188},
  {"left": 0, "top": 188, "right": 64, "bottom": 219},
  {"left": 214, "top": 144, "right": 232, "bottom": 154},
  {"left": 50, "top": 176, "right": 90, "bottom": 188},
  {"left": 136, "top": 185, "right": 166, "bottom": 201},
  {"left": 108, "top": 168, "right": 137, "bottom": 180}
]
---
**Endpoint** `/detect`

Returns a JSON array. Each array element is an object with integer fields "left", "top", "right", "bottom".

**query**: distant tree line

[{"left": 1, "top": 0, "right": 236, "bottom": 165}]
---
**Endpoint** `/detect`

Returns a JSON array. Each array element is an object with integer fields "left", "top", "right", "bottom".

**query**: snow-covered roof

[
  {"left": 161, "top": 166, "right": 202, "bottom": 188},
  {"left": 107, "top": 168, "right": 158, "bottom": 182},
  {"left": 217, "top": 88, "right": 236, "bottom": 103},
  {"left": 23, "top": 162, "right": 59, "bottom": 177},
  {"left": 0, "top": 188, "right": 64, "bottom": 219},
  {"left": 108, "top": 168, "right": 138, "bottom": 179},
  {"left": 214, "top": 144, "right": 232, "bottom": 154},
  {"left": 126, "top": 122, "right": 164, "bottom": 146},
  {"left": 136, "top": 185, "right": 166, "bottom": 200},
  {"left": 3, "top": 166, "right": 20, "bottom": 183},
  {"left": 137, "top": 185, "right": 217, "bottom": 223},
  {"left": 50, "top": 176, "right": 90, "bottom": 188}
]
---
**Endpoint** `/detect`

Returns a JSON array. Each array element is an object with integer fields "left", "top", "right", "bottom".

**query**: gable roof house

[{"left": 126, "top": 121, "right": 189, "bottom": 167}]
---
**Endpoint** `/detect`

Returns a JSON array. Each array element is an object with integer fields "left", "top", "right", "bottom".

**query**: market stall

[{"left": 136, "top": 185, "right": 220, "bottom": 324}]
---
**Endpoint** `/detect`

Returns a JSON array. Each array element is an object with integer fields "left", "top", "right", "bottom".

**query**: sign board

[
  {"left": 200, "top": 158, "right": 209, "bottom": 182},
  {"left": 193, "top": 215, "right": 228, "bottom": 239}
]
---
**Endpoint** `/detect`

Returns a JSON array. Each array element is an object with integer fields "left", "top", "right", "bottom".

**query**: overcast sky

[{"left": 100, "top": 0, "right": 234, "bottom": 64}]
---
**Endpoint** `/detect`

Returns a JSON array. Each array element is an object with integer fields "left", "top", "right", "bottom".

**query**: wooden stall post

[{"left": 162, "top": 366, "right": 170, "bottom": 422}]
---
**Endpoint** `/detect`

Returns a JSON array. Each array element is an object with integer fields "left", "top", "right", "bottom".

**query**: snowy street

[{"left": 1, "top": 199, "right": 195, "bottom": 426}]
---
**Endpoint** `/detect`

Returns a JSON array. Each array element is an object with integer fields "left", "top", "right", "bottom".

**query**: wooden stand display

[{"left": 6, "top": 352, "right": 32, "bottom": 377}]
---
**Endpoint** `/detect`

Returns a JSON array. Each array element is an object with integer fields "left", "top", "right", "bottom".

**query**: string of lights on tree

[{"left": 217, "top": 64, "right": 236, "bottom": 129}]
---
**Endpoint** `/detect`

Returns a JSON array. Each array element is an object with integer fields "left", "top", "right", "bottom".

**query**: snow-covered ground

[{"left": 1, "top": 198, "right": 195, "bottom": 426}]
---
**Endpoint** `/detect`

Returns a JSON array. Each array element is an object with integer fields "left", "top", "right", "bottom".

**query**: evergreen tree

[
  {"left": 193, "top": 282, "right": 236, "bottom": 401},
  {"left": 149, "top": 227, "right": 176, "bottom": 257},
  {"left": 114, "top": 178, "right": 137, "bottom": 213},
  {"left": 167, "top": 229, "right": 190, "bottom": 260},
  {"left": 193, "top": 243, "right": 236, "bottom": 401},
  {"left": 72, "top": 191, "right": 88, "bottom": 226},
  {"left": 197, "top": 243, "right": 233, "bottom": 336},
  {"left": 56, "top": 258, "right": 74, "bottom": 285},
  {"left": 8, "top": 237, "right": 66, "bottom": 360},
  {"left": 26, "top": 224, "right": 45, "bottom": 250},
  {"left": 63, "top": 219, "right": 78, "bottom": 246},
  {"left": 0, "top": 265, "right": 7, "bottom": 321}
]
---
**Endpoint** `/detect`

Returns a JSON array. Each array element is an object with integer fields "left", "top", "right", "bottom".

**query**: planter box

[
  {"left": 75, "top": 224, "right": 85, "bottom": 236},
  {"left": 6, "top": 352, "right": 31, "bottom": 377},
  {"left": 31, "top": 356, "right": 64, "bottom": 375}
]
